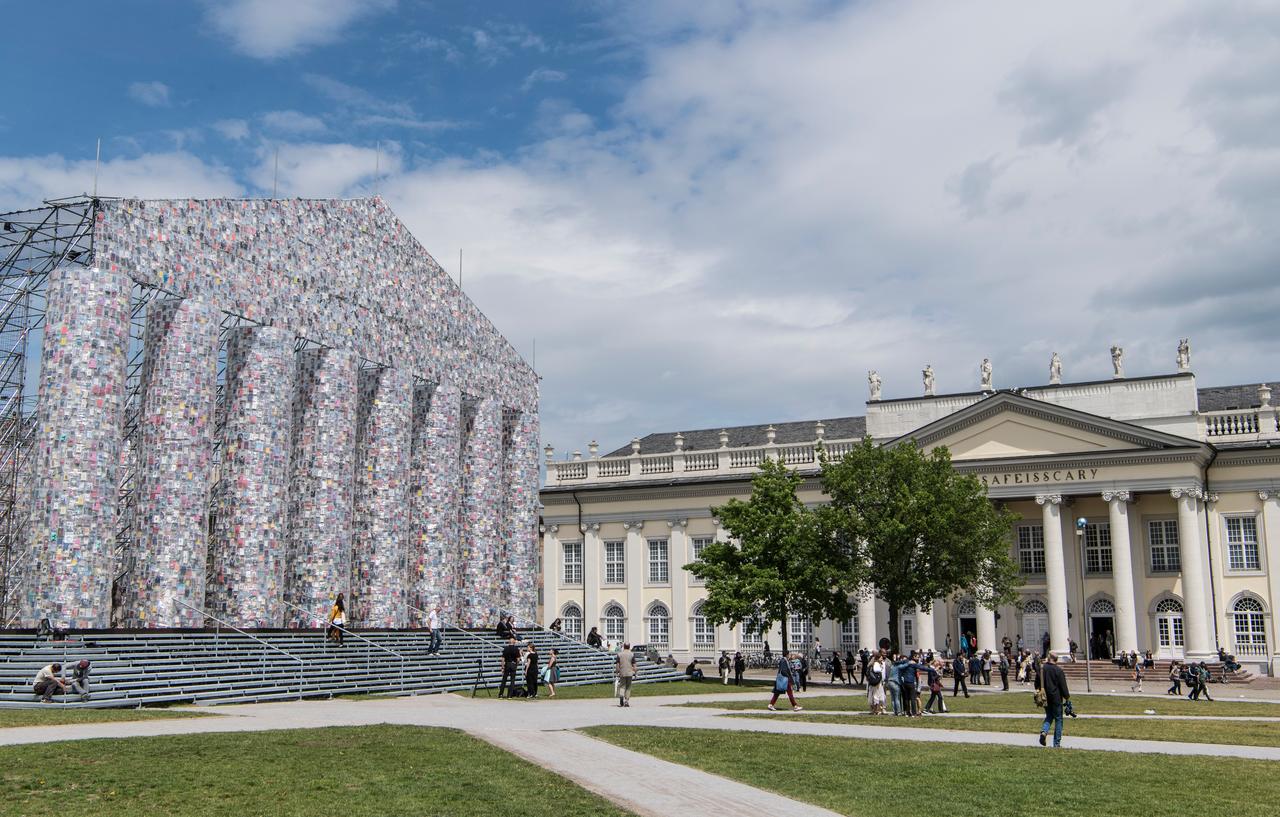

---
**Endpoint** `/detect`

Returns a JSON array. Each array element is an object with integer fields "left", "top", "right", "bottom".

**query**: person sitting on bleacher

[
  {"left": 70, "top": 660, "right": 91, "bottom": 702},
  {"left": 496, "top": 615, "right": 514, "bottom": 641},
  {"left": 586, "top": 627, "right": 603, "bottom": 649},
  {"left": 32, "top": 663, "right": 69, "bottom": 703}
]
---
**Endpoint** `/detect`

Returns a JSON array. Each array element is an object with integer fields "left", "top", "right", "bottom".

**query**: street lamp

[{"left": 1076, "top": 516, "right": 1092, "bottom": 693}]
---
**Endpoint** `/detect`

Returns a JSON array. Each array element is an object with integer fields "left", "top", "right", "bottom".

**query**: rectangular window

[
  {"left": 693, "top": 615, "right": 715, "bottom": 646},
  {"left": 740, "top": 617, "right": 763, "bottom": 645},
  {"left": 1148, "top": 519, "right": 1180, "bottom": 572},
  {"left": 1084, "top": 521, "right": 1112, "bottom": 574},
  {"left": 1018, "top": 525, "right": 1045, "bottom": 574},
  {"left": 903, "top": 619, "right": 914, "bottom": 647},
  {"left": 603, "top": 539, "right": 625, "bottom": 584},
  {"left": 647, "top": 538, "right": 669, "bottom": 583},
  {"left": 840, "top": 619, "right": 856, "bottom": 648},
  {"left": 1226, "top": 516, "right": 1261, "bottom": 571},
  {"left": 690, "top": 536, "right": 713, "bottom": 584},
  {"left": 788, "top": 614, "right": 811, "bottom": 651},
  {"left": 561, "top": 541, "right": 582, "bottom": 585}
]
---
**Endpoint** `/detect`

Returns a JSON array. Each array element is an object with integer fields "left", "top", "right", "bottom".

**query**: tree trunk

[
  {"left": 780, "top": 600, "right": 789, "bottom": 657},
  {"left": 887, "top": 604, "right": 900, "bottom": 655}
]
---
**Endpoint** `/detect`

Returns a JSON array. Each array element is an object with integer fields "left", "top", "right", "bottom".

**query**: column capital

[
  {"left": 1035, "top": 494, "right": 1063, "bottom": 506},
  {"left": 1261, "top": 491, "right": 1279, "bottom": 503},
  {"left": 667, "top": 518, "right": 688, "bottom": 529},
  {"left": 1101, "top": 490, "right": 1132, "bottom": 504},
  {"left": 1170, "top": 486, "right": 1205, "bottom": 501},
  {"left": 581, "top": 522, "right": 600, "bottom": 533},
  {"left": 547, "top": 523, "right": 559, "bottom": 534},
  {"left": 622, "top": 520, "right": 645, "bottom": 531}
]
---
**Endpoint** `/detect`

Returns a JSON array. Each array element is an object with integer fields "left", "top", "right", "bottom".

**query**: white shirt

[{"left": 428, "top": 610, "right": 440, "bottom": 630}]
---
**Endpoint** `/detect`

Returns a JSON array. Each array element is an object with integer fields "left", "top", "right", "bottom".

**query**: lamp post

[{"left": 1076, "top": 516, "right": 1092, "bottom": 693}]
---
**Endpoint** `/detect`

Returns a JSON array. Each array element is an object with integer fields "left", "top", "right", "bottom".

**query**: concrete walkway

[{"left": 2, "top": 688, "right": 1280, "bottom": 815}]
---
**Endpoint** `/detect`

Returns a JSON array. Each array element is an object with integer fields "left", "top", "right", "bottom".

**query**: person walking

[
  {"left": 719, "top": 652, "right": 731, "bottom": 685},
  {"left": 830, "top": 651, "right": 844, "bottom": 684},
  {"left": 768, "top": 652, "right": 803, "bottom": 712},
  {"left": 1130, "top": 663, "right": 1144, "bottom": 693},
  {"left": 845, "top": 649, "right": 857, "bottom": 686},
  {"left": 1038, "top": 653, "right": 1071, "bottom": 748},
  {"left": 959, "top": 632, "right": 969, "bottom": 658},
  {"left": 615, "top": 642, "right": 637, "bottom": 706},
  {"left": 951, "top": 652, "right": 970, "bottom": 698},
  {"left": 427, "top": 606, "right": 443, "bottom": 654},
  {"left": 923, "top": 659, "right": 947, "bottom": 714},
  {"left": 1193, "top": 662, "right": 1214, "bottom": 701},
  {"left": 544, "top": 648, "right": 559, "bottom": 698},
  {"left": 797, "top": 653, "right": 809, "bottom": 692},
  {"left": 1040, "top": 629, "right": 1050, "bottom": 659},
  {"left": 733, "top": 651, "right": 746, "bottom": 685},
  {"left": 867, "top": 650, "right": 887, "bottom": 714},
  {"left": 326, "top": 593, "right": 346, "bottom": 645},
  {"left": 858, "top": 647, "right": 870, "bottom": 686},
  {"left": 944, "top": 633, "right": 953, "bottom": 657},
  {"left": 1167, "top": 661, "right": 1182, "bottom": 696}
]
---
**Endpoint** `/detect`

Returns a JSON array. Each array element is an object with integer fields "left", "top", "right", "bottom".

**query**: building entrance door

[
  {"left": 1155, "top": 599, "right": 1185, "bottom": 659},
  {"left": 1021, "top": 600, "right": 1049, "bottom": 654},
  {"left": 1089, "top": 616, "right": 1114, "bottom": 659},
  {"left": 958, "top": 616, "right": 977, "bottom": 654}
]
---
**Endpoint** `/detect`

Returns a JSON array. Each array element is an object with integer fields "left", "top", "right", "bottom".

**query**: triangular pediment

[{"left": 890, "top": 391, "right": 1201, "bottom": 462}]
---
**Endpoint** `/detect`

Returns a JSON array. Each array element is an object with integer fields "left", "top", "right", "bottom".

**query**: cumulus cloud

[
  {"left": 128, "top": 81, "right": 171, "bottom": 107},
  {"left": 250, "top": 141, "right": 401, "bottom": 197},
  {"left": 260, "top": 110, "right": 328, "bottom": 135},
  {"left": 0, "top": 152, "right": 241, "bottom": 206},
  {"left": 213, "top": 119, "right": 251, "bottom": 140},
  {"left": 205, "top": 0, "right": 395, "bottom": 59}
]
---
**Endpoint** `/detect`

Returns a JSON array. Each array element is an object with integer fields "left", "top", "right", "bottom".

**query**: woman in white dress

[{"left": 867, "top": 650, "right": 887, "bottom": 715}]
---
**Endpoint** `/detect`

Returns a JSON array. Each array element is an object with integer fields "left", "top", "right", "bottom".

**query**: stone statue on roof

[
  {"left": 980, "top": 358, "right": 993, "bottom": 391},
  {"left": 868, "top": 370, "right": 882, "bottom": 401},
  {"left": 1111, "top": 345, "right": 1124, "bottom": 378},
  {"left": 923, "top": 365, "right": 935, "bottom": 396},
  {"left": 1049, "top": 352, "right": 1062, "bottom": 385},
  {"left": 1177, "top": 338, "right": 1191, "bottom": 371}
]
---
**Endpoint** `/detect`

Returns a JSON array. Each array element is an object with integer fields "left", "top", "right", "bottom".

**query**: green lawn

[
  {"left": 686, "top": 690, "right": 1280, "bottom": 717},
  {"left": 730, "top": 711, "right": 1280, "bottom": 747},
  {"left": 0, "top": 707, "right": 209, "bottom": 729},
  {"left": 0, "top": 725, "right": 628, "bottom": 817},
  {"left": 582, "top": 726, "right": 1280, "bottom": 817}
]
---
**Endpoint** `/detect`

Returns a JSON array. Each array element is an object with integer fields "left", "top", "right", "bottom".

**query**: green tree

[
  {"left": 819, "top": 437, "right": 1020, "bottom": 653},
  {"left": 686, "top": 457, "right": 865, "bottom": 653}
]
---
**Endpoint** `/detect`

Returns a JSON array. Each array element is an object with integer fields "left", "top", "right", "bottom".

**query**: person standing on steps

[
  {"left": 498, "top": 635, "right": 521, "bottom": 698},
  {"left": 767, "top": 651, "right": 803, "bottom": 712},
  {"left": 326, "top": 593, "right": 346, "bottom": 645},
  {"left": 951, "top": 652, "right": 970, "bottom": 698},
  {"left": 427, "top": 605, "right": 443, "bottom": 655},
  {"left": 615, "top": 642, "right": 637, "bottom": 707},
  {"left": 1038, "top": 653, "right": 1071, "bottom": 748}
]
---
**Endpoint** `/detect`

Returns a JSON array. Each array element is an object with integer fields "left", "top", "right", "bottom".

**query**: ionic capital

[
  {"left": 1260, "top": 491, "right": 1277, "bottom": 503},
  {"left": 1035, "top": 494, "right": 1063, "bottom": 506},
  {"left": 581, "top": 522, "right": 600, "bottom": 534},
  {"left": 622, "top": 520, "right": 645, "bottom": 531},
  {"left": 1101, "top": 490, "right": 1132, "bottom": 504},
  {"left": 667, "top": 518, "right": 688, "bottom": 529},
  {"left": 547, "top": 523, "right": 559, "bottom": 534},
  {"left": 1170, "top": 486, "right": 1205, "bottom": 501}
]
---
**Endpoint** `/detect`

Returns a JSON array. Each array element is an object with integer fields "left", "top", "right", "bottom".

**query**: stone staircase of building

[
  {"left": 0, "top": 627, "right": 683, "bottom": 708},
  {"left": 1054, "top": 659, "right": 1254, "bottom": 685}
]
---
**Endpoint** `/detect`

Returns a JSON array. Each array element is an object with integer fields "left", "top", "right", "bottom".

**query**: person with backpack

[
  {"left": 866, "top": 650, "right": 887, "bottom": 714},
  {"left": 951, "top": 652, "right": 970, "bottom": 698},
  {"left": 767, "top": 652, "right": 803, "bottom": 712}
]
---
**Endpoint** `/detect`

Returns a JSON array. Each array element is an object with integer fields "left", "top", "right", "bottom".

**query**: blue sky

[{"left": 2, "top": 2, "right": 1278, "bottom": 456}]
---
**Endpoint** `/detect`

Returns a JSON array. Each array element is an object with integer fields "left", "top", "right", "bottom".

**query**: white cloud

[
  {"left": 205, "top": 0, "right": 395, "bottom": 59},
  {"left": 213, "top": 119, "right": 251, "bottom": 140},
  {"left": 251, "top": 141, "right": 401, "bottom": 197},
  {"left": 0, "top": 151, "right": 241, "bottom": 206},
  {"left": 521, "top": 68, "right": 568, "bottom": 92},
  {"left": 260, "top": 110, "right": 328, "bottom": 135},
  {"left": 128, "top": 81, "right": 171, "bottom": 107}
]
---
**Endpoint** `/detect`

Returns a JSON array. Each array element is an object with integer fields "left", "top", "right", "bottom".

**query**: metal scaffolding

[{"left": 0, "top": 197, "right": 100, "bottom": 625}]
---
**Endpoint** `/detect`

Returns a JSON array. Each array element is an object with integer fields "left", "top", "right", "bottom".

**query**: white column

[
  {"left": 1037, "top": 494, "right": 1070, "bottom": 655},
  {"left": 1103, "top": 490, "right": 1140, "bottom": 654},
  {"left": 857, "top": 593, "right": 878, "bottom": 650},
  {"left": 541, "top": 525, "right": 560, "bottom": 626},
  {"left": 915, "top": 603, "right": 936, "bottom": 652},
  {"left": 624, "top": 521, "right": 646, "bottom": 645},
  {"left": 669, "top": 519, "right": 689, "bottom": 653},
  {"left": 977, "top": 603, "right": 997, "bottom": 655},
  {"left": 1259, "top": 492, "right": 1280, "bottom": 669},
  {"left": 583, "top": 523, "right": 601, "bottom": 635},
  {"left": 1174, "top": 487, "right": 1214, "bottom": 660}
]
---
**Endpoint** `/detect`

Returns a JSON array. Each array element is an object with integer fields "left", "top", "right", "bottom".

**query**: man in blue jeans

[{"left": 1038, "top": 652, "right": 1071, "bottom": 747}]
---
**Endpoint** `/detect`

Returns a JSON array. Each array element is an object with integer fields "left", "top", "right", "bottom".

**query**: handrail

[
  {"left": 173, "top": 599, "right": 304, "bottom": 700},
  {"left": 405, "top": 601, "right": 503, "bottom": 652},
  {"left": 484, "top": 597, "right": 581, "bottom": 649},
  {"left": 280, "top": 598, "right": 405, "bottom": 693}
]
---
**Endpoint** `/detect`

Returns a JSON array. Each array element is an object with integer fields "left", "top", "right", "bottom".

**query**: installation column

[
  {"left": 1103, "top": 490, "right": 1139, "bottom": 654},
  {"left": 1173, "top": 487, "right": 1214, "bottom": 660},
  {"left": 410, "top": 380, "right": 461, "bottom": 620},
  {"left": 1037, "top": 494, "right": 1070, "bottom": 655},
  {"left": 459, "top": 395, "right": 503, "bottom": 626}
]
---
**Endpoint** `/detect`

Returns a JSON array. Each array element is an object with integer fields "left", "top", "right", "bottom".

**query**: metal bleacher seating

[{"left": 0, "top": 626, "right": 684, "bottom": 709}]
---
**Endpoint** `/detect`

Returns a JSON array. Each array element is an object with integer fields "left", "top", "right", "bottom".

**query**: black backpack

[{"left": 867, "top": 667, "right": 883, "bottom": 685}]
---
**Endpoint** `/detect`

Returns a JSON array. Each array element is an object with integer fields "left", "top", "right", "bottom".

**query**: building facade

[{"left": 540, "top": 367, "right": 1280, "bottom": 674}]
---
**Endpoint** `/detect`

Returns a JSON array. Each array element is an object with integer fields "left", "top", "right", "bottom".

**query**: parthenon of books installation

[{"left": 19, "top": 198, "right": 539, "bottom": 630}]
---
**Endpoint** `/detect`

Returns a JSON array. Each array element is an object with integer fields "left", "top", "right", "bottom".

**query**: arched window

[
  {"left": 1090, "top": 599, "right": 1115, "bottom": 615},
  {"left": 1233, "top": 597, "right": 1267, "bottom": 656},
  {"left": 561, "top": 603, "right": 583, "bottom": 640},
  {"left": 1023, "top": 599, "right": 1048, "bottom": 614},
  {"left": 957, "top": 599, "right": 977, "bottom": 616},
  {"left": 602, "top": 603, "right": 625, "bottom": 645},
  {"left": 691, "top": 602, "right": 715, "bottom": 648},
  {"left": 647, "top": 602, "right": 671, "bottom": 646},
  {"left": 1156, "top": 598, "right": 1183, "bottom": 614}
]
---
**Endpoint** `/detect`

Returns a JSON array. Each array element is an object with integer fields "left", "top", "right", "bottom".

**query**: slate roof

[{"left": 603, "top": 380, "right": 1273, "bottom": 457}]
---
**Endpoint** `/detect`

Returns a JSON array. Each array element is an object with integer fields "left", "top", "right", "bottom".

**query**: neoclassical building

[{"left": 540, "top": 361, "right": 1280, "bottom": 674}]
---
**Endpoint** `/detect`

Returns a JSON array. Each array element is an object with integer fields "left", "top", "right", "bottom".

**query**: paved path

[{"left": 2, "top": 688, "right": 1280, "bottom": 816}]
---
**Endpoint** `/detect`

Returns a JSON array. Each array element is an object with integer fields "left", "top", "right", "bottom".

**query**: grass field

[
  {"left": 0, "top": 725, "right": 628, "bottom": 817},
  {"left": 582, "top": 725, "right": 1280, "bottom": 817},
  {"left": 0, "top": 707, "right": 209, "bottom": 729},
  {"left": 730, "top": 711, "right": 1280, "bottom": 747},
  {"left": 686, "top": 690, "right": 1280, "bottom": 717}
]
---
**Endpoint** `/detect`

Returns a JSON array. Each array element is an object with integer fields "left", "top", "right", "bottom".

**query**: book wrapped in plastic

[
  {"left": 124, "top": 297, "right": 219, "bottom": 627},
  {"left": 459, "top": 395, "right": 504, "bottom": 626},
  {"left": 285, "top": 347, "right": 357, "bottom": 625},
  {"left": 502, "top": 410, "right": 541, "bottom": 622},
  {"left": 208, "top": 325, "right": 295, "bottom": 627},
  {"left": 408, "top": 379, "right": 462, "bottom": 623},
  {"left": 352, "top": 366, "right": 412, "bottom": 628},
  {"left": 26, "top": 265, "right": 130, "bottom": 629}
]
